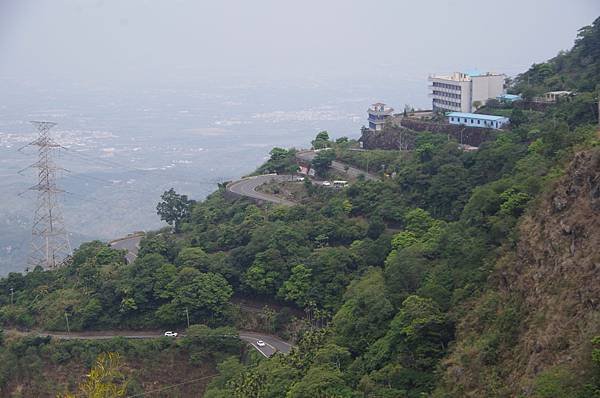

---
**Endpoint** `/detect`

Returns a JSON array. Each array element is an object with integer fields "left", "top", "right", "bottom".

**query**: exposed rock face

[
  {"left": 400, "top": 118, "right": 498, "bottom": 147},
  {"left": 438, "top": 149, "right": 600, "bottom": 397},
  {"left": 358, "top": 126, "right": 416, "bottom": 150},
  {"left": 510, "top": 150, "right": 600, "bottom": 384},
  {"left": 359, "top": 119, "right": 500, "bottom": 150}
]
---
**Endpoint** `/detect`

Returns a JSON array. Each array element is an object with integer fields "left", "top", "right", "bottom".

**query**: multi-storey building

[
  {"left": 367, "top": 103, "right": 394, "bottom": 131},
  {"left": 429, "top": 71, "right": 506, "bottom": 113}
]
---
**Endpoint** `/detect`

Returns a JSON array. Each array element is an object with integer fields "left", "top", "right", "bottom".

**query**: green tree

[
  {"left": 263, "top": 147, "right": 299, "bottom": 175},
  {"left": 314, "top": 344, "right": 352, "bottom": 371},
  {"left": 361, "top": 295, "right": 451, "bottom": 374},
  {"left": 333, "top": 269, "right": 394, "bottom": 355},
  {"left": 80, "top": 298, "right": 103, "bottom": 328},
  {"left": 499, "top": 188, "right": 531, "bottom": 217},
  {"left": 287, "top": 366, "right": 355, "bottom": 398},
  {"left": 176, "top": 247, "right": 210, "bottom": 270},
  {"left": 404, "top": 208, "right": 435, "bottom": 236},
  {"left": 243, "top": 249, "right": 286, "bottom": 295},
  {"left": 366, "top": 217, "right": 386, "bottom": 239},
  {"left": 156, "top": 188, "right": 194, "bottom": 232},
  {"left": 510, "top": 107, "right": 527, "bottom": 126},
  {"left": 278, "top": 264, "right": 312, "bottom": 306},
  {"left": 172, "top": 271, "right": 233, "bottom": 320},
  {"left": 312, "top": 131, "right": 331, "bottom": 149},
  {"left": 391, "top": 231, "right": 418, "bottom": 250},
  {"left": 312, "top": 150, "right": 336, "bottom": 177},
  {"left": 358, "top": 364, "right": 428, "bottom": 398}
]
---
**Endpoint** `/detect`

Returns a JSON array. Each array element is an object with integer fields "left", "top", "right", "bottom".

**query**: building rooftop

[
  {"left": 447, "top": 112, "right": 508, "bottom": 121},
  {"left": 498, "top": 94, "right": 521, "bottom": 100},
  {"left": 545, "top": 90, "right": 573, "bottom": 95},
  {"left": 465, "top": 69, "right": 483, "bottom": 77},
  {"left": 368, "top": 103, "right": 394, "bottom": 114},
  {"left": 429, "top": 71, "right": 505, "bottom": 82},
  {"left": 429, "top": 72, "right": 471, "bottom": 82}
]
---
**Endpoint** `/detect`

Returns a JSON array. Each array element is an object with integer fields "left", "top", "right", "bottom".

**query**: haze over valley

[{"left": 0, "top": 77, "right": 427, "bottom": 273}]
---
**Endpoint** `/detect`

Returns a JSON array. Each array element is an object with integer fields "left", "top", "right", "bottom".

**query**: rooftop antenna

[{"left": 20, "top": 121, "right": 71, "bottom": 270}]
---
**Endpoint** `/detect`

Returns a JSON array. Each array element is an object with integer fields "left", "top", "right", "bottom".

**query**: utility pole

[
  {"left": 64, "top": 312, "right": 70, "bottom": 334},
  {"left": 9, "top": 288, "right": 13, "bottom": 305},
  {"left": 185, "top": 307, "right": 190, "bottom": 329},
  {"left": 20, "top": 121, "right": 71, "bottom": 270}
]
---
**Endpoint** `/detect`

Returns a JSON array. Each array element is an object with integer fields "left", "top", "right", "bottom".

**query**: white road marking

[{"left": 250, "top": 342, "right": 270, "bottom": 358}]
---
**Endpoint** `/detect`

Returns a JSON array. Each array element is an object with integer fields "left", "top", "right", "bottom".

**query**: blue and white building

[
  {"left": 367, "top": 103, "right": 394, "bottom": 131},
  {"left": 447, "top": 112, "right": 509, "bottom": 129}
]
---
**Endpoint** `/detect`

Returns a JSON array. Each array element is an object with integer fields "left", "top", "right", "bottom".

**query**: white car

[
  {"left": 322, "top": 181, "right": 331, "bottom": 186},
  {"left": 164, "top": 331, "right": 178, "bottom": 337},
  {"left": 256, "top": 340, "right": 266, "bottom": 347}
]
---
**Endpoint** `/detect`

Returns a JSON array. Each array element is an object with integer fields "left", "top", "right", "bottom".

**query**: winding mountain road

[
  {"left": 238, "top": 330, "right": 294, "bottom": 358},
  {"left": 225, "top": 151, "right": 378, "bottom": 206},
  {"left": 109, "top": 234, "right": 144, "bottom": 263},
  {"left": 296, "top": 150, "right": 379, "bottom": 181},
  {"left": 12, "top": 329, "right": 292, "bottom": 358},
  {"left": 226, "top": 174, "right": 296, "bottom": 206}
]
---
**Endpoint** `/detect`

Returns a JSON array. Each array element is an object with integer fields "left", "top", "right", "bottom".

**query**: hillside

[
  {"left": 513, "top": 17, "right": 600, "bottom": 94},
  {"left": 437, "top": 149, "right": 600, "bottom": 397},
  {"left": 0, "top": 332, "right": 233, "bottom": 397}
]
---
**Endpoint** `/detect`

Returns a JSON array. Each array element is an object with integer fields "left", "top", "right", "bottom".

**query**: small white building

[
  {"left": 447, "top": 112, "right": 509, "bottom": 130},
  {"left": 429, "top": 71, "right": 506, "bottom": 113},
  {"left": 367, "top": 103, "right": 394, "bottom": 131},
  {"left": 541, "top": 91, "right": 572, "bottom": 103}
]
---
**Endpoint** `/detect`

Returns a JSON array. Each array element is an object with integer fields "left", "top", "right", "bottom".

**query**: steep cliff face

[
  {"left": 359, "top": 126, "right": 416, "bottom": 150},
  {"left": 438, "top": 149, "right": 600, "bottom": 397}
]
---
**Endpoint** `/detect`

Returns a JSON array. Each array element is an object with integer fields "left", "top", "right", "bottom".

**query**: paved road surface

[
  {"left": 227, "top": 174, "right": 296, "bottom": 206},
  {"left": 109, "top": 234, "right": 143, "bottom": 263},
  {"left": 13, "top": 329, "right": 292, "bottom": 358},
  {"left": 239, "top": 330, "right": 293, "bottom": 357},
  {"left": 296, "top": 150, "right": 378, "bottom": 181}
]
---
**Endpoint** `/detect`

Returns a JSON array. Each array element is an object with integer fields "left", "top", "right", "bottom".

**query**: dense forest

[{"left": 0, "top": 17, "right": 599, "bottom": 398}]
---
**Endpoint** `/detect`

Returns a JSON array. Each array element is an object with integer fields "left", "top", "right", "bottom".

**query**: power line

[{"left": 20, "top": 121, "right": 71, "bottom": 270}]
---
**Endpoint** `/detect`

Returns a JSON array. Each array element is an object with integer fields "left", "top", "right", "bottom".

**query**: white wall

[{"left": 471, "top": 74, "right": 505, "bottom": 109}]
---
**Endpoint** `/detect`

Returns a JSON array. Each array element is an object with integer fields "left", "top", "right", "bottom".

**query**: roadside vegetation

[{"left": 0, "top": 326, "right": 242, "bottom": 397}]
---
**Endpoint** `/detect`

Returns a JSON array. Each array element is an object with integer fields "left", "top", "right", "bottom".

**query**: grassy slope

[
  {"left": 0, "top": 335, "right": 217, "bottom": 397},
  {"left": 436, "top": 149, "right": 600, "bottom": 397}
]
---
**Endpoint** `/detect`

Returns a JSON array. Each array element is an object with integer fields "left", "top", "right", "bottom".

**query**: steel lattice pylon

[{"left": 24, "top": 121, "right": 72, "bottom": 270}]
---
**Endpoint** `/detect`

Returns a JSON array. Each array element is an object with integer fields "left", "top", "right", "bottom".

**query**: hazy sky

[{"left": 0, "top": 0, "right": 598, "bottom": 86}]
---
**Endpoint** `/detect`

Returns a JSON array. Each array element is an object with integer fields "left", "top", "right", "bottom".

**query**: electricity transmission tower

[{"left": 20, "top": 121, "right": 71, "bottom": 270}]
